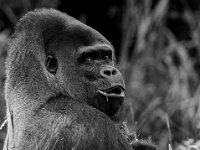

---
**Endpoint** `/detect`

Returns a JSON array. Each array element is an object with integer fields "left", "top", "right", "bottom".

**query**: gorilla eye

[
  {"left": 45, "top": 55, "right": 58, "bottom": 74},
  {"left": 102, "top": 55, "right": 110, "bottom": 60},
  {"left": 84, "top": 57, "right": 94, "bottom": 64}
]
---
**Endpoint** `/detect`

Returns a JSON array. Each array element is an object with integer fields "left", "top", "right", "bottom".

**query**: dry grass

[{"left": 119, "top": 0, "right": 200, "bottom": 149}]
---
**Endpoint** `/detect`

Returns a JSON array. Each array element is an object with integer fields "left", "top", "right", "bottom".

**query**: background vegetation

[{"left": 1, "top": 0, "right": 200, "bottom": 149}]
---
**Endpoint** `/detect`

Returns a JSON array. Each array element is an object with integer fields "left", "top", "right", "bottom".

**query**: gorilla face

[
  {"left": 45, "top": 33, "right": 125, "bottom": 119},
  {"left": 76, "top": 44, "right": 125, "bottom": 117}
]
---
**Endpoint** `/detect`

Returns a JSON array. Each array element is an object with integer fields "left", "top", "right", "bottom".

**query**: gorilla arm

[{"left": 20, "top": 96, "right": 132, "bottom": 150}]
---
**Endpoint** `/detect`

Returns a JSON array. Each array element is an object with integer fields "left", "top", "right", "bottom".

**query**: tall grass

[{"left": 119, "top": 0, "right": 200, "bottom": 149}]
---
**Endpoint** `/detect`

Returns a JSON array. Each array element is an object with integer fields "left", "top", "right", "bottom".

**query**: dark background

[{"left": 1, "top": 0, "right": 200, "bottom": 149}]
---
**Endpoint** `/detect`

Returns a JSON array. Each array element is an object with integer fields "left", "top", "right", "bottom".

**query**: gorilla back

[{"left": 4, "top": 8, "right": 132, "bottom": 150}]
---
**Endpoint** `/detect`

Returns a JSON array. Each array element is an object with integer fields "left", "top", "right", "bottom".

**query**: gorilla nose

[{"left": 100, "top": 66, "right": 121, "bottom": 81}]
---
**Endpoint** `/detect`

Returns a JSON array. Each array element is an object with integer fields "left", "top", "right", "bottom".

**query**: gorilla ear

[{"left": 45, "top": 55, "right": 58, "bottom": 74}]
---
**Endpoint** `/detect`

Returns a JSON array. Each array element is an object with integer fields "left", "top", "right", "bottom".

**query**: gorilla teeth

[{"left": 98, "top": 90, "right": 108, "bottom": 96}]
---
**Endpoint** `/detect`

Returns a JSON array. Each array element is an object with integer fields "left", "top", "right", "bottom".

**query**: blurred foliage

[
  {"left": 0, "top": 0, "right": 60, "bottom": 31},
  {"left": 119, "top": 0, "right": 200, "bottom": 149},
  {"left": 1, "top": 0, "right": 200, "bottom": 150},
  {"left": 0, "top": 29, "right": 8, "bottom": 150}
]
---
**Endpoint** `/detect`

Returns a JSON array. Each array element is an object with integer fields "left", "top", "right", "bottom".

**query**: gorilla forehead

[{"left": 15, "top": 8, "right": 111, "bottom": 49}]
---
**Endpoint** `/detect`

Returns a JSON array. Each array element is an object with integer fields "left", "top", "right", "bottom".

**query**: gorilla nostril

[
  {"left": 104, "top": 70, "right": 111, "bottom": 76},
  {"left": 112, "top": 69, "right": 117, "bottom": 75}
]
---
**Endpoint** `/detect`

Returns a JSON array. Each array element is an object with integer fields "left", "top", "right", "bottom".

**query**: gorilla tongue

[{"left": 97, "top": 86, "right": 125, "bottom": 117}]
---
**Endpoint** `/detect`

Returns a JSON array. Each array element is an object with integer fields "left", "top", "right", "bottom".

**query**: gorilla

[{"left": 3, "top": 8, "right": 156, "bottom": 150}]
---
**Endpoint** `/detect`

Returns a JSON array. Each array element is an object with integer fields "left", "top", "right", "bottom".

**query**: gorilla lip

[{"left": 98, "top": 86, "right": 125, "bottom": 102}]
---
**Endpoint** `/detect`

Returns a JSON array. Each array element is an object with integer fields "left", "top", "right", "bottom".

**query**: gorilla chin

[{"left": 96, "top": 86, "right": 125, "bottom": 117}]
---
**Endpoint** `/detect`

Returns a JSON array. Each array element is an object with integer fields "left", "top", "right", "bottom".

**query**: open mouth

[
  {"left": 96, "top": 86, "right": 125, "bottom": 117},
  {"left": 98, "top": 86, "right": 125, "bottom": 100}
]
